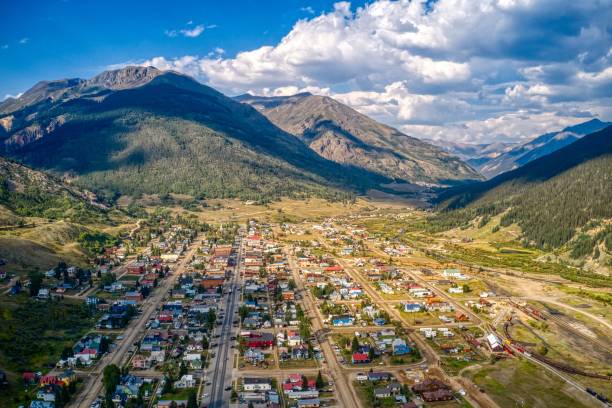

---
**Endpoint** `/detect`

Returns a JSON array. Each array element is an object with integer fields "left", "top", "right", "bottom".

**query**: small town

[
  {"left": 2, "top": 204, "right": 610, "bottom": 408},
  {"left": 1, "top": 3, "right": 610, "bottom": 408}
]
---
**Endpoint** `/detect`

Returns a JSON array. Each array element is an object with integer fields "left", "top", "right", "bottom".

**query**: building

[
  {"left": 243, "top": 332, "right": 274, "bottom": 348},
  {"left": 243, "top": 377, "right": 272, "bottom": 391},
  {"left": 352, "top": 352, "right": 370, "bottom": 364},
  {"left": 392, "top": 338, "right": 411, "bottom": 355},
  {"left": 332, "top": 316, "right": 354, "bottom": 326}
]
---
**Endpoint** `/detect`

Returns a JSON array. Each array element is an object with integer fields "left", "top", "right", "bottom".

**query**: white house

[{"left": 174, "top": 374, "right": 196, "bottom": 389}]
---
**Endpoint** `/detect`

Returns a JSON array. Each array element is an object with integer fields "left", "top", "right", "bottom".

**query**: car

[
  {"left": 225, "top": 386, "right": 232, "bottom": 391},
  {"left": 230, "top": 336, "right": 236, "bottom": 340},
  {"left": 206, "top": 381, "right": 212, "bottom": 386}
]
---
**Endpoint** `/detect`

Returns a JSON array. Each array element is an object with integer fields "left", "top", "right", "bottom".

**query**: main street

[
  {"left": 70, "top": 236, "right": 202, "bottom": 408},
  {"left": 200, "top": 232, "right": 243, "bottom": 408}
]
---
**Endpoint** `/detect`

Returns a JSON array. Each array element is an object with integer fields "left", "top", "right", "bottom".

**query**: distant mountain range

[
  {"left": 435, "top": 125, "right": 612, "bottom": 251},
  {"left": 0, "top": 67, "right": 480, "bottom": 203},
  {"left": 236, "top": 93, "right": 481, "bottom": 185},
  {"left": 427, "top": 119, "right": 610, "bottom": 179}
]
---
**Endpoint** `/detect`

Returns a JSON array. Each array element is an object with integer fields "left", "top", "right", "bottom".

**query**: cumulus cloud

[{"left": 143, "top": 0, "right": 611, "bottom": 142}]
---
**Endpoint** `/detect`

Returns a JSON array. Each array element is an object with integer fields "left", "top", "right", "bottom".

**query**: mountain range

[
  {"left": 435, "top": 124, "right": 612, "bottom": 251},
  {"left": 430, "top": 119, "right": 610, "bottom": 179},
  {"left": 0, "top": 66, "right": 481, "bottom": 203},
  {"left": 237, "top": 93, "right": 480, "bottom": 185}
]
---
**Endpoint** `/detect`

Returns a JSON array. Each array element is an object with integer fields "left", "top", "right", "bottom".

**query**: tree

[
  {"left": 179, "top": 361, "right": 188, "bottom": 377},
  {"left": 351, "top": 336, "right": 360, "bottom": 353},
  {"left": 316, "top": 370, "right": 325, "bottom": 389},
  {"left": 187, "top": 390, "right": 198, "bottom": 408},
  {"left": 28, "top": 271, "right": 43, "bottom": 297},
  {"left": 368, "top": 347, "right": 375, "bottom": 361},
  {"left": 462, "top": 284, "right": 472, "bottom": 293},
  {"left": 102, "top": 364, "right": 121, "bottom": 395}
]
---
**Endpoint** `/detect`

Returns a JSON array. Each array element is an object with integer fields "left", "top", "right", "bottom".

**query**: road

[
  {"left": 314, "top": 234, "right": 499, "bottom": 408},
  {"left": 286, "top": 249, "right": 362, "bottom": 408},
  {"left": 201, "top": 235, "right": 243, "bottom": 408},
  {"left": 70, "top": 237, "right": 201, "bottom": 408}
]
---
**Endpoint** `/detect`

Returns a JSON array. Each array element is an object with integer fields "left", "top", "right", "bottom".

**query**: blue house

[
  {"left": 373, "top": 318, "right": 387, "bottom": 326},
  {"left": 30, "top": 402, "right": 55, "bottom": 408},
  {"left": 404, "top": 303, "right": 422, "bottom": 313},
  {"left": 392, "top": 338, "right": 411, "bottom": 356}
]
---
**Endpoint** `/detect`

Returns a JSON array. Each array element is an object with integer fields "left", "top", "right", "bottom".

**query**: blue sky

[
  {"left": 0, "top": 0, "right": 366, "bottom": 97},
  {"left": 1, "top": 0, "right": 611, "bottom": 143}
]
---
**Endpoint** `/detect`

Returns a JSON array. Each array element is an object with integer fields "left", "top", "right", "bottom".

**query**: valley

[{"left": 0, "top": 66, "right": 609, "bottom": 408}]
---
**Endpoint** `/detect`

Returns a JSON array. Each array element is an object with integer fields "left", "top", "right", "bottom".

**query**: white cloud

[
  {"left": 165, "top": 22, "right": 209, "bottom": 38},
  {"left": 181, "top": 24, "right": 205, "bottom": 38},
  {"left": 3, "top": 92, "right": 23, "bottom": 101},
  {"left": 1, "top": 44, "right": 8, "bottom": 50},
  {"left": 143, "top": 0, "right": 611, "bottom": 143},
  {"left": 300, "top": 6, "right": 315, "bottom": 14},
  {"left": 19, "top": 38, "right": 28, "bottom": 44}
]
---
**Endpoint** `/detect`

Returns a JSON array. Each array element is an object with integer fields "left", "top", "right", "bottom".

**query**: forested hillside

[
  {"left": 0, "top": 67, "right": 388, "bottom": 203},
  {"left": 430, "top": 126, "right": 612, "bottom": 252},
  {"left": 0, "top": 156, "right": 109, "bottom": 225}
]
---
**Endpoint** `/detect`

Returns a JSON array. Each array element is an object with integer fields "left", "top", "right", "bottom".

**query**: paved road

[
  {"left": 201, "top": 235, "right": 242, "bottom": 408},
  {"left": 70, "top": 238, "right": 201, "bottom": 408}
]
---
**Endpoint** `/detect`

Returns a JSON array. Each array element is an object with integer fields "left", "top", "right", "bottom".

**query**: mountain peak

[{"left": 85, "top": 65, "right": 162, "bottom": 90}]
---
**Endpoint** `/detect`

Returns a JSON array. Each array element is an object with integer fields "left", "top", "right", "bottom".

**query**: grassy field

[
  {"left": 157, "top": 197, "right": 408, "bottom": 225},
  {"left": 469, "top": 359, "right": 592, "bottom": 408}
]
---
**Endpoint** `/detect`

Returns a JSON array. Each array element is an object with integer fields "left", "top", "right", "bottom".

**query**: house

[
  {"left": 37, "top": 288, "right": 50, "bottom": 299},
  {"left": 374, "top": 387, "right": 391, "bottom": 398},
  {"left": 85, "top": 296, "right": 100, "bottom": 307},
  {"left": 243, "top": 332, "right": 274, "bottom": 348},
  {"left": 332, "top": 316, "right": 354, "bottom": 326},
  {"left": 297, "top": 399, "right": 321, "bottom": 408},
  {"left": 355, "top": 373, "right": 368, "bottom": 382},
  {"left": 132, "top": 354, "right": 151, "bottom": 370},
  {"left": 352, "top": 352, "right": 370, "bottom": 364},
  {"left": 448, "top": 287, "right": 463, "bottom": 294},
  {"left": 373, "top": 318, "right": 387, "bottom": 326},
  {"left": 37, "top": 385, "right": 59, "bottom": 402},
  {"left": 243, "top": 377, "right": 272, "bottom": 391},
  {"left": 174, "top": 374, "right": 196, "bottom": 389},
  {"left": 127, "top": 263, "right": 145, "bottom": 275},
  {"left": 125, "top": 291, "right": 143, "bottom": 302},
  {"left": 22, "top": 372, "right": 38, "bottom": 385},
  {"left": 487, "top": 333, "right": 503, "bottom": 351},
  {"left": 422, "top": 389, "right": 454, "bottom": 402},
  {"left": 244, "top": 348, "right": 265, "bottom": 364},
  {"left": 392, "top": 338, "right": 411, "bottom": 356},
  {"left": 368, "top": 372, "right": 391, "bottom": 382},
  {"left": 404, "top": 303, "right": 422, "bottom": 313},
  {"left": 30, "top": 402, "right": 55, "bottom": 408}
]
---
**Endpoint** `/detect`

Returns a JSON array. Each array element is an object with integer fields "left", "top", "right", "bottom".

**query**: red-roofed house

[{"left": 352, "top": 352, "right": 370, "bottom": 364}]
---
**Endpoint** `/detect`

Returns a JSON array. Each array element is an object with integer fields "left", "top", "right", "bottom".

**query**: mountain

[
  {"left": 423, "top": 139, "right": 517, "bottom": 171},
  {"left": 432, "top": 125, "right": 612, "bottom": 251},
  {"left": 475, "top": 119, "right": 610, "bottom": 178},
  {"left": 0, "top": 156, "right": 108, "bottom": 225},
  {"left": 236, "top": 93, "right": 481, "bottom": 186},
  {"left": 0, "top": 66, "right": 390, "bottom": 203}
]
